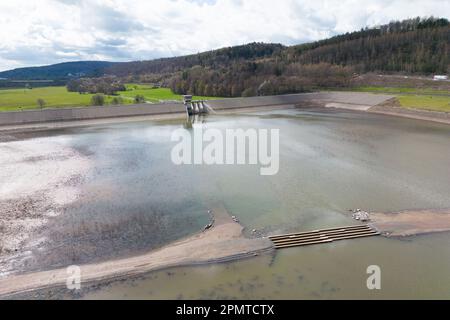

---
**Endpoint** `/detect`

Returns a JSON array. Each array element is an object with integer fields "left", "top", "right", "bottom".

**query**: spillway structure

[{"left": 183, "top": 95, "right": 208, "bottom": 116}]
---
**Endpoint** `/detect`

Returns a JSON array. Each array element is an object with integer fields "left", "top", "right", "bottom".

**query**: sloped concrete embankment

[
  {"left": 0, "top": 103, "right": 185, "bottom": 126},
  {"left": 207, "top": 92, "right": 394, "bottom": 111}
]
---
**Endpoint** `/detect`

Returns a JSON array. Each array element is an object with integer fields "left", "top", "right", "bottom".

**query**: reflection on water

[{"left": 4, "top": 108, "right": 450, "bottom": 298}]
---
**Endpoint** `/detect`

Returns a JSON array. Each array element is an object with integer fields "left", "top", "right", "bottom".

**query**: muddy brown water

[{"left": 1, "top": 107, "right": 450, "bottom": 299}]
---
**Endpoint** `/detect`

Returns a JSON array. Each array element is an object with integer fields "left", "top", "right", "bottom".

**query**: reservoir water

[{"left": 1, "top": 108, "right": 449, "bottom": 299}]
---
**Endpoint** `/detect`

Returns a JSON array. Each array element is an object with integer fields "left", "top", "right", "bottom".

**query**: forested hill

[
  {"left": 0, "top": 61, "right": 118, "bottom": 80},
  {"left": 105, "top": 43, "right": 285, "bottom": 76},
  {"left": 159, "top": 17, "right": 449, "bottom": 97},
  {"left": 283, "top": 17, "right": 449, "bottom": 74},
  {"left": 103, "top": 17, "right": 449, "bottom": 97}
]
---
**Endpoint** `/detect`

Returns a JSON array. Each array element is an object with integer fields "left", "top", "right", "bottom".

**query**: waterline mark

[{"left": 171, "top": 126, "right": 280, "bottom": 175}]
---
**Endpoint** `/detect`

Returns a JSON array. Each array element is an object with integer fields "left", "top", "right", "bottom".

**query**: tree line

[{"left": 66, "top": 76, "right": 126, "bottom": 95}]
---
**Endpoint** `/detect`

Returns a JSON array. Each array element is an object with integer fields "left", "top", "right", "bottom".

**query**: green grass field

[
  {"left": 397, "top": 95, "right": 450, "bottom": 112},
  {"left": 352, "top": 86, "right": 450, "bottom": 95},
  {"left": 0, "top": 84, "right": 222, "bottom": 111},
  {"left": 119, "top": 84, "right": 220, "bottom": 102},
  {"left": 0, "top": 87, "right": 111, "bottom": 111}
]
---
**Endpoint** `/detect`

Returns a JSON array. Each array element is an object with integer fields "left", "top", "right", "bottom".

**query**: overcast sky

[{"left": 0, "top": 0, "right": 449, "bottom": 71}]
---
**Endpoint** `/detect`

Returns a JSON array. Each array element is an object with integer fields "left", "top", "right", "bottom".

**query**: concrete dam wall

[
  {"left": 208, "top": 92, "right": 394, "bottom": 110},
  {"left": 0, "top": 92, "right": 394, "bottom": 126},
  {"left": 0, "top": 102, "right": 185, "bottom": 126}
]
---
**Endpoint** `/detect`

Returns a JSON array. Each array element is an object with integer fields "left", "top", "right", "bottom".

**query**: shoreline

[
  {"left": 368, "top": 105, "right": 450, "bottom": 125},
  {"left": 322, "top": 100, "right": 450, "bottom": 125},
  {"left": 0, "top": 205, "right": 273, "bottom": 298},
  {"left": 1, "top": 101, "right": 449, "bottom": 134},
  {"left": 0, "top": 104, "right": 295, "bottom": 133},
  {"left": 370, "top": 208, "right": 450, "bottom": 237}
]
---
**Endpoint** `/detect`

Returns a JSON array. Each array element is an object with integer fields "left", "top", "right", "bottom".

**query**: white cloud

[{"left": 0, "top": 0, "right": 449, "bottom": 71}]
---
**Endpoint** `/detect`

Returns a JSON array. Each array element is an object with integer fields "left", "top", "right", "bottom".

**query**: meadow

[
  {"left": 0, "top": 84, "right": 221, "bottom": 111},
  {"left": 120, "top": 84, "right": 220, "bottom": 103}
]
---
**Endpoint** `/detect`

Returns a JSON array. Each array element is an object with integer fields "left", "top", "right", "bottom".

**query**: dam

[{"left": 0, "top": 91, "right": 393, "bottom": 127}]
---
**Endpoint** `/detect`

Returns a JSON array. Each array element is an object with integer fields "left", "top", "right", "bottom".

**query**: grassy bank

[
  {"left": 0, "top": 84, "right": 221, "bottom": 112},
  {"left": 352, "top": 86, "right": 450, "bottom": 95},
  {"left": 350, "top": 86, "right": 450, "bottom": 112},
  {"left": 397, "top": 95, "right": 450, "bottom": 112}
]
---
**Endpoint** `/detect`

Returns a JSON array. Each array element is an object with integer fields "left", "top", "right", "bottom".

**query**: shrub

[
  {"left": 134, "top": 95, "right": 146, "bottom": 103},
  {"left": 36, "top": 98, "right": 46, "bottom": 109},
  {"left": 91, "top": 94, "right": 105, "bottom": 106},
  {"left": 111, "top": 96, "right": 124, "bottom": 105}
]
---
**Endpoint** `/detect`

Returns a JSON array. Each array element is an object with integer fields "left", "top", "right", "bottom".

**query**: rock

[
  {"left": 352, "top": 210, "right": 370, "bottom": 222},
  {"left": 203, "top": 223, "right": 213, "bottom": 231}
]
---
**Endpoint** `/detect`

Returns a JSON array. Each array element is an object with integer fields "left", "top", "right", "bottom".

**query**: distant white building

[{"left": 433, "top": 75, "right": 448, "bottom": 81}]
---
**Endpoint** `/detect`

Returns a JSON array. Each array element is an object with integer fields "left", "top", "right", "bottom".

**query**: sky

[{"left": 0, "top": 0, "right": 449, "bottom": 72}]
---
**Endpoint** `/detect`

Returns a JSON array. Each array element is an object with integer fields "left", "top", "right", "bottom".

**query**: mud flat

[
  {"left": 0, "top": 137, "right": 91, "bottom": 275},
  {"left": 0, "top": 206, "right": 272, "bottom": 297},
  {"left": 370, "top": 208, "right": 450, "bottom": 237}
]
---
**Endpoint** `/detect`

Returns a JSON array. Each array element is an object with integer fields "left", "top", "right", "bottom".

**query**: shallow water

[
  {"left": 2, "top": 108, "right": 450, "bottom": 298},
  {"left": 83, "top": 232, "right": 450, "bottom": 300}
]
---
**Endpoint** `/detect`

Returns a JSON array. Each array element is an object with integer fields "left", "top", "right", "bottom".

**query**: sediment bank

[
  {"left": 0, "top": 206, "right": 272, "bottom": 298},
  {"left": 2, "top": 206, "right": 450, "bottom": 297},
  {"left": 370, "top": 208, "right": 450, "bottom": 237}
]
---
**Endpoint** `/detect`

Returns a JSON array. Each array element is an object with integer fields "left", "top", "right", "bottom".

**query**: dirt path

[{"left": 0, "top": 205, "right": 272, "bottom": 297}]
